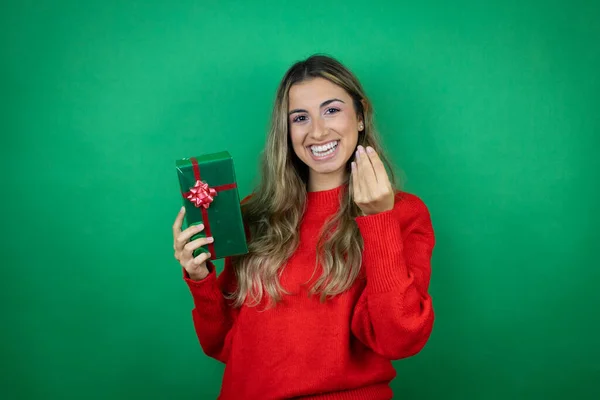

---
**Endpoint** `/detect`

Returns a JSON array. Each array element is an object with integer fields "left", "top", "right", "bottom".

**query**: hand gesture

[
  {"left": 172, "top": 207, "right": 214, "bottom": 280},
  {"left": 351, "top": 145, "right": 395, "bottom": 216}
]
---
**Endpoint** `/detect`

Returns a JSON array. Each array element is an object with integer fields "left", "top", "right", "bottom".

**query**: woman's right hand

[{"left": 173, "top": 207, "right": 214, "bottom": 281}]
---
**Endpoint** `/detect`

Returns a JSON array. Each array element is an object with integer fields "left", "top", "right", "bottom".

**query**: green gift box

[{"left": 175, "top": 151, "right": 248, "bottom": 260}]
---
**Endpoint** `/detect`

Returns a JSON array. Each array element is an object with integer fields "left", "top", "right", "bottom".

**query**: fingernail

[
  {"left": 197, "top": 224, "right": 204, "bottom": 231},
  {"left": 351, "top": 162, "right": 356, "bottom": 170},
  {"left": 355, "top": 150, "right": 360, "bottom": 159},
  {"left": 207, "top": 237, "right": 214, "bottom": 243},
  {"left": 358, "top": 145, "right": 365, "bottom": 153},
  {"left": 207, "top": 253, "right": 212, "bottom": 258},
  {"left": 180, "top": 206, "right": 185, "bottom": 213},
  {"left": 366, "top": 146, "right": 374, "bottom": 153}
]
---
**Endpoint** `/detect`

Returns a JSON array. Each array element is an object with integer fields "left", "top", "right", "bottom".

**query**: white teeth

[{"left": 310, "top": 141, "right": 338, "bottom": 156}]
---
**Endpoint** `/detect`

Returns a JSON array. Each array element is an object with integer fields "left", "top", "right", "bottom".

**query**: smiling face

[{"left": 288, "top": 77, "right": 363, "bottom": 191}]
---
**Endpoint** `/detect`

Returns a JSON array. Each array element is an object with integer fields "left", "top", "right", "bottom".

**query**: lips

[
  {"left": 309, "top": 140, "right": 339, "bottom": 156},
  {"left": 307, "top": 140, "right": 340, "bottom": 161}
]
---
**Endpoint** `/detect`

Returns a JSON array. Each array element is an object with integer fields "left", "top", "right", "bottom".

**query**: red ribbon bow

[{"left": 186, "top": 180, "right": 217, "bottom": 209}]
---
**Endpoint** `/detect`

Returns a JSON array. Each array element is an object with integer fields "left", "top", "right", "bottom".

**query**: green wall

[{"left": 2, "top": 1, "right": 599, "bottom": 399}]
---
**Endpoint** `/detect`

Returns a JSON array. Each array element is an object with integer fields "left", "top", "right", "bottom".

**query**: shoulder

[
  {"left": 392, "top": 190, "right": 434, "bottom": 235},
  {"left": 240, "top": 194, "right": 253, "bottom": 205},
  {"left": 393, "top": 190, "right": 430, "bottom": 217},
  {"left": 239, "top": 190, "right": 259, "bottom": 208}
]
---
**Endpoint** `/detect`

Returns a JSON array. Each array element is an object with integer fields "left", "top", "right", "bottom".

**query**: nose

[{"left": 309, "top": 117, "right": 328, "bottom": 141}]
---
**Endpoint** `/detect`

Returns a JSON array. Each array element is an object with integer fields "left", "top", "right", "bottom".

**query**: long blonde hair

[{"left": 229, "top": 54, "right": 398, "bottom": 307}]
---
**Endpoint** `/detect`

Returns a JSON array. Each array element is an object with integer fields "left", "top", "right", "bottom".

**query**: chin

[
  {"left": 310, "top": 162, "right": 346, "bottom": 175},
  {"left": 304, "top": 157, "right": 350, "bottom": 182}
]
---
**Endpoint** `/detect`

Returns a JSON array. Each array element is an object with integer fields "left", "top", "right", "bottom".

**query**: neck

[{"left": 307, "top": 169, "right": 348, "bottom": 192}]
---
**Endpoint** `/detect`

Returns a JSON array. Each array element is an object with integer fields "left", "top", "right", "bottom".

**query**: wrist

[{"left": 188, "top": 268, "right": 209, "bottom": 281}]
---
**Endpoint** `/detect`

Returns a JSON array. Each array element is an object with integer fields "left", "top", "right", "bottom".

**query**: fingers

[
  {"left": 182, "top": 235, "right": 214, "bottom": 260},
  {"left": 365, "top": 146, "right": 391, "bottom": 187},
  {"left": 352, "top": 148, "right": 365, "bottom": 201},
  {"left": 172, "top": 206, "right": 213, "bottom": 277},
  {"left": 354, "top": 145, "right": 377, "bottom": 200},
  {"left": 175, "top": 223, "right": 205, "bottom": 250},
  {"left": 352, "top": 145, "right": 394, "bottom": 215},
  {"left": 184, "top": 251, "right": 212, "bottom": 280},
  {"left": 357, "top": 146, "right": 377, "bottom": 184},
  {"left": 363, "top": 147, "right": 392, "bottom": 203},
  {"left": 191, "top": 251, "right": 212, "bottom": 267},
  {"left": 172, "top": 206, "right": 186, "bottom": 238},
  {"left": 351, "top": 160, "right": 359, "bottom": 199}
]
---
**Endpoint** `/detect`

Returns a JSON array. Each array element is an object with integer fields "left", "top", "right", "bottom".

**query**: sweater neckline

[{"left": 305, "top": 184, "right": 346, "bottom": 216}]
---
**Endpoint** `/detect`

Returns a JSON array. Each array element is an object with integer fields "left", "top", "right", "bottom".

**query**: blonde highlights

[{"left": 228, "top": 55, "right": 398, "bottom": 307}]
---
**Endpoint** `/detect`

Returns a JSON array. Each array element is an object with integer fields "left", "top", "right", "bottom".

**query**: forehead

[{"left": 288, "top": 77, "right": 351, "bottom": 108}]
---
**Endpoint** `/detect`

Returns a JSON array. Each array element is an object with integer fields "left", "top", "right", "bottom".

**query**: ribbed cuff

[
  {"left": 355, "top": 209, "right": 409, "bottom": 293},
  {"left": 182, "top": 262, "right": 223, "bottom": 304}
]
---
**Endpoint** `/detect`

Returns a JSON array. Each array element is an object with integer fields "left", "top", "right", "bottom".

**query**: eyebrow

[{"left": 288, "top": 98, "right": 345, "bottom": 115}]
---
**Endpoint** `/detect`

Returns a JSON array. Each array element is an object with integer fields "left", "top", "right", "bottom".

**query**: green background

[{"left": 2, "top": 1, "right": 599, "bottom": 399}]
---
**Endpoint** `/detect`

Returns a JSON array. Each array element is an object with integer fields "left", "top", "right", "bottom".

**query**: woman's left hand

[{"left": 351, "top": 145, "right": 395, "bottom": 216}]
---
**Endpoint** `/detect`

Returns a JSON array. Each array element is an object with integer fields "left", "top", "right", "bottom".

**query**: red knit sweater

[{"left": 183, "top": 185, "right": 435, "bottom": 399}]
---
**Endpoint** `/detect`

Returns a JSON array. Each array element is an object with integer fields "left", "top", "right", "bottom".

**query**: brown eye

[{"left": 293, "top": 115, "right": 308, "bottom": 123}]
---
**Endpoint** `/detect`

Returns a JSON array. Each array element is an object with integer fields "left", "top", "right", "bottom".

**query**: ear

[
  {"left": 359, "top": 99, "right": 369, "bottom": 127},
  {"left": 356, "top": 105, "right": 364, "bottom": 129}
]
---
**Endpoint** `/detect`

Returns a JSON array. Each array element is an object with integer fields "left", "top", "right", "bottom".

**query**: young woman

[{"left": 172, "top": 55, "right": 435, "bottom": 399}]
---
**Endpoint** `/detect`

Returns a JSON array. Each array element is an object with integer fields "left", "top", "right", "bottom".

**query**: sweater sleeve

[
  {"left": 350, "top": 193, "right": 435, "bottom": 360},
  {"left": 183, "top": 256, "right": 239, "bottom": 364}
]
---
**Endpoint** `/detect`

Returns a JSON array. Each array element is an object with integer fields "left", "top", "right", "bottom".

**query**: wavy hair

[{"left": 228, "top": 54, "right": 398, "bottom": 307}]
